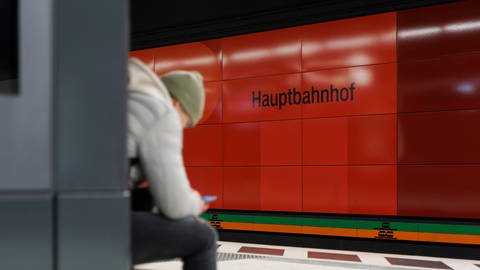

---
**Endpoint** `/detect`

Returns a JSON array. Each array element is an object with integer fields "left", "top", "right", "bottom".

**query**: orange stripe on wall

[
  {"left": 222, "top": 222, "right": 354, "bottom": 236},
  {"left": 221, "top": 222, "right": 254, "bottom": 231},
  {"left": 253, "top": 224, "right": 303, "bottom": 234},
  {"left": 219, "top": 222, "right": 480, "bottom": 245},
  {"left": 418, "top": 232, "right": 480, "bottom": 245},
  {"left": 302, "top": 226, "right": 356, "bottom": 237},
  {"left": 357, "top": 229, "right": 419, "bottom": 241}
]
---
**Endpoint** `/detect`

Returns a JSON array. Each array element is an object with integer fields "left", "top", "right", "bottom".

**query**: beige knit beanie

[{"left": 161, "top": 71, "right": 205, "bottom": 128}]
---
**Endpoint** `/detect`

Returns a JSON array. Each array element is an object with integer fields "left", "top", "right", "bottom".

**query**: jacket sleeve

[{"left": 138, "top": 109, "right": 201, "bottom": 219}]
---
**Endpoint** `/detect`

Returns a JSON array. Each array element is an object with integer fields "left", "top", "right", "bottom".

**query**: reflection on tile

[
  {"left": 386, "top": 257, "right": 452, "bottom": 269},
  {"left": 239, "top": 246, "right": 285, "bottom": 256},
  {"left": 308, "top": 251, "right": 361, "bottom": 262}
]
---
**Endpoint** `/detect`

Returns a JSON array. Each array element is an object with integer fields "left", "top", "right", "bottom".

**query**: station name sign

[{"left": 252, "top": 82, "right": 356, "bottom": 110}]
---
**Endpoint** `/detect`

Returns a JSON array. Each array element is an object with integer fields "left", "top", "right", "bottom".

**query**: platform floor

[{"left": 135, "top": 241, "right": 480, "bottom": 270}]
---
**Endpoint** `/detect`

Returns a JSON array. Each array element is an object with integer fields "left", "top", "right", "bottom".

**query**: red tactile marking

[
  {"left": 308, "top": 251, "right": 361, "bottom": 262},
  {"left": 386, "top": 257, "right": 452, "bottom": 269},
  {"left": 238, "top": 246, "right": 285, "bottom": 256}
]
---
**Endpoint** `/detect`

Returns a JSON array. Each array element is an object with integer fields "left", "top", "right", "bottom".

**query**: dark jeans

[
  {"left": 132, "top": 211, "right": 218, "bottom": 270},
  {"left": 130, "top": 188, "right": 154, "bottom": 212}
]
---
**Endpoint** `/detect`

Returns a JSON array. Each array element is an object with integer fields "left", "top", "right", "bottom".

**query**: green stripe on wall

[
  {"left": 201, "top": 213, "right": 480, "bottom": 235},
  {"left": 354, "top": 221, "right": 419, "bottom": 232},
  {"left": 202, "top": 213, "right": 255, "bottom": 223},
  {"left": 419, "top": 223, "right": 480, "bottom": 235}
]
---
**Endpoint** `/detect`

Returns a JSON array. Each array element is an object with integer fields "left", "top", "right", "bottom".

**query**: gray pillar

[
  {"left": 54, "top": 0, "right": 130, "bottom": 270},
  {"left": 0, "top": 0, "right": 130, "bottom": 269},
  {"left": 0, "top": 1, "right": 54, "bottom": 269}
]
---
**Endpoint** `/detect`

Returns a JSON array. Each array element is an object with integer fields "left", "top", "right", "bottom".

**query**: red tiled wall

[
  {"left": 186, "top": 167, "right": 223, "bottom": 209},
  {"left": 303, "top": 116, "right": 397, "bottom": 165},
  {"left": 130, "top": 0, "right": 480, "bottom": 219},
  {"left": 223, "top": 167, "right": 261, "bottom": 210},
  {"left": 222, "top": 27, "right": 301, "bottom": 80},
  {"left": 397, "top": 165, "right": 480, "bottom": 218},
  {"left": 302, "top": 64, "right": 397, "bottom": 118},
  {"left": 152, "top": 41, "right": 222, "bottom": 82},
  {"left": 301, "top": 12, "right": 396, "bottom": 71},
  {"left": 397, "top": 0, "right": 480, "bottom": 218},
  {"left": 260, "top": 166, "right": 302, "bottom": 212},
  {"left": 303, "top": 166, "right": 349, "bottom": 214},
  {"left": 183, "top": 124, "right": 222, "bottom": 166},
  {"left": 201, "top": 82, "right": 223, "bottom": 124}
]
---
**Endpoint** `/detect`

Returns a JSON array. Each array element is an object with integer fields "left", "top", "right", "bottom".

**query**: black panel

[
  {"left": 0, "top": 0, "right": 18, "bottom": 94},
  {"left": 130, "top": 0, "right": 459, "bottom": 50}
]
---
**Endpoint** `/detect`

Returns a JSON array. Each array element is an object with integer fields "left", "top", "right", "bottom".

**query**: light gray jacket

[{"left": 127, "top": 59, "right": 201, "bottom": 219}]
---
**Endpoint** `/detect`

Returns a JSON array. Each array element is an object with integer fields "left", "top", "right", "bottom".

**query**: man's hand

[{"left": 192, "top": 189, "right": 209, "bottom": 214}]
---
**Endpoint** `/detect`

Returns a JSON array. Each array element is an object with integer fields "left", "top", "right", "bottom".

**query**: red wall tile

[
  {"left": 222, "top": 27, "right": 301, "bottom": 80},
  {"left": 303, "top": 115, "right": 396, "bottom": 165},
  {"left": 302, "top": 64, "right": 396, "bottom": 118},
  {"left": 223, "top": 122, "right": 260, "bottom": 166},
  {"left": 398, "top": 165, "right": 480, "bottom": 218},
  {"left": 198, "top": 82, "right": 223, "bottom": 124},
  {"left": 398, "top": 0, "right": 480, "bottom": 61},
  {"left": 304, "top": 165, "right": 396, "bottom": 215},
  {"left": 223, "top": 121, "right": 302, "bottom": 166},
  {"left": 223, "top": 167, "right": 261, "bottom": 210},
  {"left": 260, "top": 167, "right": 302, "bottom": 212},
  {"left": 303, "top": 166, "right": 349, "bottom": 214},
  {"left": 302, "top": 12, "right": 396, "bottom": 71},
  {"left": 303, "top": 117, "right": 348, "bottom": 165},
  {"left": 348, "top": 115, "right": 397, "bottom": 164},
  {"left": 348, "top": 166, "right": 397, "bottom": 215},
  {"left": 260, "top": 120, "right": 302, "bottom": 166},
  {"left": 153, "top": 41, "right": 222, "bottom": 82},
  {"left": 129, "top": 49, "right": 155, "bottom": 70},
  {"left": 223, "top": 74, "right": 302, "bottom": 122},
  {"left": 398, "top": 54, "right": 480, "bottom": 113},
  {"left": 186, "top": 167, "right": 223, "bottom": 209},
  {"left": 398, "top": 110, "right": 480, "bottom": 164},
  {"left": 184, "top": 125, "right": 222, "bottom": 166}
]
